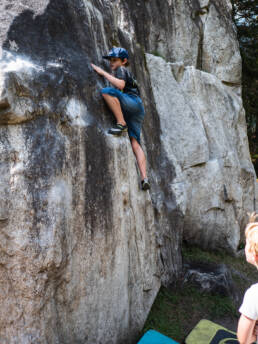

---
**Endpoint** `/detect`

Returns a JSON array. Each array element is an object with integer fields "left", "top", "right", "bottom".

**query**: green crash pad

[
  {"left": 137, "top": 330, "right": 179, "bottom": 344},
  {"left": 185, "top": 319, "right": 239, "bottom": 344}
]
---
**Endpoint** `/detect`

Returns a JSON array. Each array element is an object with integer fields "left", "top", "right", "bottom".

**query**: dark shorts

[{"left": 101, "top": 87, "right": 145, "bottom": 144}]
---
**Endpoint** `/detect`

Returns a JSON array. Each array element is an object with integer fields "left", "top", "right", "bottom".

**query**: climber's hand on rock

[{"left": 91, "top": 64, "right": 104, "bottom": 76}]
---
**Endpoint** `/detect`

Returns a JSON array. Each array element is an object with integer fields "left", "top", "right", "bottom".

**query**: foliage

[
  {"left": 142, "top": 285, "right": 238, "bottom": 342},
  {"left": 232, "top": 0, "right": 258, "bottom": 172},
  {"left": 142, "top": 245, "right": 257, "bottom": 343}
]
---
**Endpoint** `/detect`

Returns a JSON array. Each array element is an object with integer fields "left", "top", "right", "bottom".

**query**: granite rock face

[
  {"left": 0, "top": 0, "right": 255, "bottom": 343},
  {"left": 146, "top": 54, "right": 254, "bottom": 251}
]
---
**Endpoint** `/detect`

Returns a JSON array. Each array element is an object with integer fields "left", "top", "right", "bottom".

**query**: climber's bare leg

[
  {"left": 102, "top": 94, "right": 126, "bottom": 125},
  {"left": 130, "top": 137, "right": 147, "bottom": 180}
]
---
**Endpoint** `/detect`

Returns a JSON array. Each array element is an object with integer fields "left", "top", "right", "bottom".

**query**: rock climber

[{"left": 91, "top": 47, "right": 150, "bottom": 191}]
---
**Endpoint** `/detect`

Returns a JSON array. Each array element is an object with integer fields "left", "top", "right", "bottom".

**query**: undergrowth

[{"left": 141, "top": 245, "right": 257, "bottom": 343}]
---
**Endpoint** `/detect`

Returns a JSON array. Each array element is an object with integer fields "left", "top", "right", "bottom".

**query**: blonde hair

[{"left": 245, "top": 212, "right": 258, "bottom": 256}]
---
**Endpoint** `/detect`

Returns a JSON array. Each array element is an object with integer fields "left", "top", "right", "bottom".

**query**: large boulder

[
  {"left": 0, "top": 0, "right": 255, "bottom": 343},
  {"left": 200, "top": 0, "right": 242, "bottom": 83},
  {"left": 146, "top": 54, "right": 255, "bottom": 251}
]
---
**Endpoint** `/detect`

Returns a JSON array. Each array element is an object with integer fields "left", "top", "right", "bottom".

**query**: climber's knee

[
  {"left": 101, "top": 92, "right": 120, "bottom": 106},
  {"left": 101, "top": 87, "right": 114, "bottom": 96},
  {"left": 102, "top": 93, "right": 115, "bottom": 100},
  {"left": 101, "top": 87, "right": 121, "bottom": 100}
]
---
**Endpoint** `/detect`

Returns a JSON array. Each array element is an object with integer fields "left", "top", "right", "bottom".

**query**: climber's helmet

[{"left": 102, "top": 47, "right": 129, "bottom": 60}]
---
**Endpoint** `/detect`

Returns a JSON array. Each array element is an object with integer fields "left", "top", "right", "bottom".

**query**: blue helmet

[{"left": 102, "top": 47, "right": 129, "bottom": 60}]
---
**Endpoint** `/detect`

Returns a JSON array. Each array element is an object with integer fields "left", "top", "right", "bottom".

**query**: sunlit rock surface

[
  {"left": 146, "top": 53, "right": 254, "bottom": 251},
  {"left": 0, "top": 0, "right": 255, "bottom": 343}
]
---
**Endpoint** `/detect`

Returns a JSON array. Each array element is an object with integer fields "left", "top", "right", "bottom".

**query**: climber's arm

[
  {"left": 91, "top": 64, "right": 125, "bottom": 90},
  {"left": 237, "top": 314, "right": 256, "bottom": 344}
]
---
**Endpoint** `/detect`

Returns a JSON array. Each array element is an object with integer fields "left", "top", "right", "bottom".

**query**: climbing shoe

[
  {"left": 141, "top": 178, "right": 150, "bottom": 191},
  {"left": 108, "top": 123, "right": 128, "bottom": 135}
]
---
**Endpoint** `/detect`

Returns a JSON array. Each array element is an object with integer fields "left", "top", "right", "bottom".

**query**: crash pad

[
  {"left": 185, "top": 319, "right": 239, "bottom": 344},
  {"left": 137, "top": 330, "right": 179, "bottom": 344}
]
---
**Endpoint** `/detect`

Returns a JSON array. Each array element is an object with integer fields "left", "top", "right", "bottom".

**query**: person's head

[
  {"left": 103, "top": 47, "right": 129, "bottom": 71},
  {"left": 245, "top": 212, "right": 258, "bottom": 268}
]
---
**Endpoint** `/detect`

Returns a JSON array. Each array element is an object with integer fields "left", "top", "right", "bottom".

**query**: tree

[{"left": 232, "top": 0, "right": 258, "bottom": 173}]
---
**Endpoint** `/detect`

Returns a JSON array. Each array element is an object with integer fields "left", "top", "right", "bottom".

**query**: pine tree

[{"left": 232, "top": 0, "right": 258, "bottom": 172}]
